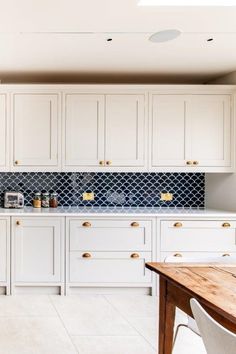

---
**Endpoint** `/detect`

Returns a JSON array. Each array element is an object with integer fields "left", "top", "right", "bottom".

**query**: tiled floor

[{"left": 0, "top": 295, "right": 207, "bottom": 354}]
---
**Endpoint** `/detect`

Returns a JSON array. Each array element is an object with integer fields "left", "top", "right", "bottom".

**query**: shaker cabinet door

[
  {"left": 12, "top": 93, "right": 60, "bottom": 170},
  {"left": 64, "top": 94, "right": 105, "bottom": 168},
  {"left": 0, "top": 94, "right": 8, "bottom": 171},
  {"left": 0, "top": 218, "right": 9, "bottom": 283},
  {"left": 185, "top": 95, "right": 231, "bottom": 167},
  {"left": 105, "top": 94, "right": 146, "bottom": 167},
  {"left": 12, "top": 218, "right": 63, "bottom": 283}
]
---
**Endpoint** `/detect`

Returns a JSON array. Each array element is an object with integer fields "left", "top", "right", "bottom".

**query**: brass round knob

[
  {"left": 99, "top": 161, "right": 104, "bottom": 166},
  {"left": 193, "top": 161, "right": 199, "bottom": 165},
  {"left": 15, "top": 160, "right": 19, "bottom": 165},
  {"left": 82, "top": 222, "right": 91, "bottom": 227},
  {"left": 186, "top": 161, "right": 192, "bottom": 165},
  {"left": 106, "top": 161, "right": 112, "bottom": 166},
  {"left": 82, "top": 253, "right": 91, "bottom": 258},
  {"left": 173, "top": 222, "right": 183, "bottom": 228},
  {"left": 173, "top": 253, "right": 182, "bottom": 257},
  {"left": 222, "top": 223, "right": 231, "bottom": 228},
  {"left": 222, "top": 253, "right": 230, "bottom": 257},
  {"left": 130, "top": 253, "right": 140, "bottom": 259},
  {"left": 16, "top": 221, "right": 21, "bottom": 226},
  {"left": 131, "top": 222, "right": 139, "bottom": 227}
]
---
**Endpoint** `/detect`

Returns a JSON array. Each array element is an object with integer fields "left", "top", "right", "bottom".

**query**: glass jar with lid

[
  {"left": 41, "top": 192, "right": 50, "bottom": 208},
  {"left": 50, "top": 192, "right": 58, "bottom": 208},
  {"left": 33, "top": 192, "right": 41, "bottom": 208}
]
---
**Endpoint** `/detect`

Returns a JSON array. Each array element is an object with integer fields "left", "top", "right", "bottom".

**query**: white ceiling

[{"left": 1, "top": 0, "right": 236, "bottom": 83}]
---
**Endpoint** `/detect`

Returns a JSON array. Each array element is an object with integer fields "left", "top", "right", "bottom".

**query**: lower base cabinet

[
  {"left": 0, "top": 218, "right": 10, "bottom": 295},
  {"left": 11, "top": 217, "right": 64, "bottom": 294},
  {"left": 66, "top": 218, "right": 154, "bottom": 294}
]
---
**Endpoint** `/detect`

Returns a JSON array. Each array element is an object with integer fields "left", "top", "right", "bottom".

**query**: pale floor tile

[
  {"left": 0, "top": 295, "right": 57, "bottom": 317},
  {"left": 104, "top": 294, "right": 157, "bottom": 318},
  {"left": 126, "top": 317, "right": 157, "bottom": 349},
  {"left": 72, "top": 335, "right": 156, "bottom": 354},
  {"left": 0, "top": 317, "right": 78, "bottom": 354}
]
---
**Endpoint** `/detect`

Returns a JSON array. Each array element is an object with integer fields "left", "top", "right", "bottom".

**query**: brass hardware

[
  {"left": 130, "top": 253, "right": 140, "bottom": 259},
  {"left": 222, "top": 222, "right": 231, "bottom": 228},
  {"left": 99, "top": 161, "right": 104, "bottom": 166},
  {"left": 82, "top": 253, "right": 91, "bottom": 258},
  {"left": 82, "top": 221, "right": 91, "bottom": 227},
  {"left": 222, "top": 253, "right": 230, "bottom": 257},
  {"left": 106, "top": 160, "right": 112, "bottom": 166},
  {"left": 173, "top": 253, "right": 183, "bottom": 257},
  {"left": 186, "top": 161, "right": 192, "bottom": 165},
  {"left": 160, "top": 192, "right": 173, "bottom": 202},
  {"left": 193, "top": 161, "right": 199, "bottom": 166},
  {"left": 15, "top": 160, "right": 19, "bottom": 165},
  {"left": 131, "top": 222, "right": 139, "bottom": 227},
  {"left": 16, "top": 221, "right": 21, "bottom": 226},
  {"left": 173, "top": 222, "right": 183, "bottom": 228}
]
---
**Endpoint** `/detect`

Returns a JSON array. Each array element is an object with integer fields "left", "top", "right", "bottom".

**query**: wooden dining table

[{"left": 145, "top": 262, "right": 236, "bottom": 354}]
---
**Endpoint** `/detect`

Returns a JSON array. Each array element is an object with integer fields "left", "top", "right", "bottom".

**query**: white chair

[
  {"left": 164, "top": 254, "right": 236, "bottom": 350},
  {"left": 190, "top": 298, "right": 236, "bottom": 354}
]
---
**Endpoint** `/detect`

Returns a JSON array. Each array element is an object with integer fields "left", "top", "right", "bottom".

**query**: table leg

[{"left": 159, "top": 277, "right": 176, "bottom": 354}]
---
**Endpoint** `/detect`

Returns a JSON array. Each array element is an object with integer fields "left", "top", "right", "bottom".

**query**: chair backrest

[
  {"left": 164, "top": 255, "right": 236, "bottom": 264},
  {"left": 190, "top": 299, "right": 236, "bottom": 354}
]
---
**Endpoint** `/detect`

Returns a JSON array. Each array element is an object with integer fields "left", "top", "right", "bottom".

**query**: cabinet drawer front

[
  {"left": 69, "top": 251, "right": 152, "bottom": 283},
  {"left": 161, "top": 220, "right": 236, "bottom": 252},
  {"left": 69, "top": 219, "right": 152, "bottom": 251},
  {"left": 161, "top": 251, "right": 236, "bottom": 262}
]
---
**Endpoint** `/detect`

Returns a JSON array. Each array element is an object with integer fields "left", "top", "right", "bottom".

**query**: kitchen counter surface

[{"left": 0, "top": 207, "right": 235, "bottom": 218}]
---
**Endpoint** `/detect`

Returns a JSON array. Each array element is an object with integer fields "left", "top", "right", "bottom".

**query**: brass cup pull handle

[
  {"left": 15, "top": 160, "right": 19, "bottom": 165},
  {"left": 16, "top": 221, "right": 21, "bottom": 226},
  {"left": 173, "top": 222, "right": 183, "bottom": 228},
  {"left": 131, "top": 222, "right": 139, "bottom": 227},
  {"left": 222, "top": 253, "right": 230, "bottom": 257},
  {"left": 82, "top": 222, "right": 91, "bottom": 227},
  {"left": 186, "top": 161, "right": 192, "bottom": 165},
  {"left": 222, "top": 223, "right": 231, "bottom": 228},
  {"left": 193, "top": 161, "right": 199, "bottom": 165},
  {"left": 106, "top": 160, "right": 112, "bottom": 166},
  {"left": 130, "top": 253, "right": 140, "bottom": 259},
  {"left": 173, "top": 253, "right": 183, "bottom": 257},
  {"left": 82, "top": 253, "right": 91, "bottom": 258}
]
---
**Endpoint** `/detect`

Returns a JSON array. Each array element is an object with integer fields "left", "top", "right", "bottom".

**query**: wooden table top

[{"left": 146, "top": 262, "right": 236, "bottom": 325}]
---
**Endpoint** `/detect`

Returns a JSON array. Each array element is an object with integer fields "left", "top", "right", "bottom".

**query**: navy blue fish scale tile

[{"left": 0, "top": 172, "right": 205, "bottom": 208}]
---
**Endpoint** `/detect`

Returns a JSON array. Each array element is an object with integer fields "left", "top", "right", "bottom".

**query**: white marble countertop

[{"left": 0, "top": 206, "right": 235, "bottom": 218}]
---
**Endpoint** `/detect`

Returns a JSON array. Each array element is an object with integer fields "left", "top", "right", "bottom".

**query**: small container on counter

[
  {"left": 41, "top": 192, "right": 50, "bottom": 208},
  {"left": 49, "top": 192, "right": 58, "bottom": 208},
  {"left": 33, "top": 192, "right": 41, "bottom": 208}
]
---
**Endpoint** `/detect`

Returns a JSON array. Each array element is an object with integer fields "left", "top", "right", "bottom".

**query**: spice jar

[
  {"left": 41, "top": 192, "right": 50, "bottom": 208},
  {"left": 33, "top": 192, "right": 41, "bottom": 208},
  {"left": 50, "top": 192, "right": 58, "bottom": 208}
]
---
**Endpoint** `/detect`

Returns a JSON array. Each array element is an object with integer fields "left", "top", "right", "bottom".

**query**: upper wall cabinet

[
  {"left": 150, "top": 94, "right": 233, "bottom": 172},
  {"left": 12, "top": 93, "right": 60, "bottom": 171},
  {"left": 63, "top": 93, "right": 146, "bottom": 171},
  {"left": 0, "top": 94, "right": 8, "bottom": 171}
]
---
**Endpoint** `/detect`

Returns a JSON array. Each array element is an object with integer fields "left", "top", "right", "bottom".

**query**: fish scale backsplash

[{"left": 0, "top": 172, "right": 205, "bottom": 208}]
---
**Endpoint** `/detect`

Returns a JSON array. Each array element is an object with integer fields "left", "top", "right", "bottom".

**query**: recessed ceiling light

[
  {"left": 207, "top": 38, "right": 214, "bottom": 42},
  {"left": 149, "top": 29, "right": 181, "bottom": 43},
  {"left": 107, "top": 38, "right": 113, "bottom": 42},
  {"left": 138, "top": 0, "right": 236, "bottom": 5}
]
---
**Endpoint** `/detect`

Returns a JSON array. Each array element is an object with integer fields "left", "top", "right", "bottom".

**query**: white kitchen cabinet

[
  {"left": 12, "top": 93, "right": 60, "bottom": 171},
  {"left": 105, "top": 94, "right": 146, "bottom": 167},
  {"left": 12, "top": 218, "right": 64, "bottom": 290},
  {"left": 63, "top": 94, "right": 105, "bottom": 168},
  {"left": 0, "top": 218, "right": 10, "bottom": 294},
  {"left": 66, "top": 217, "right": 154, "bottom": 293},
  {"left": 160, "top": 220, "right": 236, "bottom": 252},
  {"left": 0, "top": 94, "right": 9, "bottom": 171},
  {"left": 150, "top": 94, "right": 232, "bottom": 172},
  {"left": 62, "top": 92, "right": 146, "bottom": 171}
]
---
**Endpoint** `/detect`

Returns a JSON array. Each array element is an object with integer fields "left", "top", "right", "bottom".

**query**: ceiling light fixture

[
  {"left": 107, "top": 38, "right": 113, "bottom": 42},
  {"left": 207, "top": 38, "right": 214, "bottom": 41},
  {"left": 149, "top": 29, "right": 181, "bottom": 42},
  {"left": 138, "top": 0, "right": 236, "bottom": 5}
]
